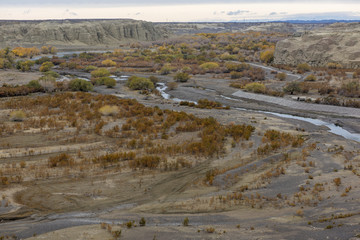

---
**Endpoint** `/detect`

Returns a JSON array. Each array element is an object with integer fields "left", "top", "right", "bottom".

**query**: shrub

[
  {"left": 149, "top": 76, "right": 159, "bottom": 84},
  {"left": 244, "top": 82, "right": 266, "bottom": 94},
  {"left": 297, "top": 63, "right": 311, "bottom": 72},
  {"left": 84, "top": 65, "right": 97, "bottom": 72},
  {"left": 174, "top": 72, "right": 190, "bottom": 82},
  {"left": 27, "top": 80, "right": 42, "bottom": 90},
  {"left": 44, "top": 70, "right": 60, "bottom": 78},
  {"left": 104, "top": 78, "right": 116, "bottom": 88},
  {"left": 199, "top": 62, "right": 219, "bottom": 72},
  {"left": 225, "top": 62, "right": 250, "bottom": 73},
  {"left": 127, "top": 76, "right": 154, "bottom": 90},
  {"left": 167, "top": 82, "right": 178, "bottom": 90},
  {"left": 39, "top": 61, "right": 54, "bottom": 72},
  {"left": 305, "top": 74, "right": 317, "bottom": 81},
  {"left": 35, "top": 57, "right": 51, "bottom": 65},
  {"left": 126, "top": 221, "right": 133, "bottom": 228},
  {"left": 69, "top": 79, "right": 93, "bottom": 92},
  {"left": 260, "top": 50, "right": 274, "bottom": 63},
  {"left": 283, "top": 81, "right": 301, "bottom": 95},
  {"left": 10, "top": 110, "right": 26, "bottom": 122},
  {"left": 276, "top": 72, "right": 287, "bottom": 81},
  {"left": 230, "top": 71, "right": 243, "bottom": 79},
  {"left": 139, "top": 217, "right": 146, "bottom": 226},
  {"left": 333, "top": 177, "right": 341, "bottom": 186},
  {"left": 91, "top": 68, "right": 111, "bottom": 78},
  {"left": 48, "top": 153, "right": 74, "bottom": 167},
  {"left": 101, "top": 59, "right": 117, "bottom": 67},
  {"left": 16, "top": 60, "right": 34, "bottom": 72},
  {"left": 99, "top": 105, "right": 119, "bottom": 116},
  {"left": 327, "top": 62, "right": 343, "bottom": 69},
  {"left": 183, "top": 217, "right": 189, "bottom": 226},
  {"left": 159, "top": 64, "right": 172, "bottom": 75}
]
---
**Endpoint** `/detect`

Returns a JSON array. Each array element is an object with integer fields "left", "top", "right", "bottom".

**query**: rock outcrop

[
  {"left": 0, "top": 19, "right": 167, "bottom": 47},
  {"left": 274, "top": 22, "right": 360, "bottom": 68}
]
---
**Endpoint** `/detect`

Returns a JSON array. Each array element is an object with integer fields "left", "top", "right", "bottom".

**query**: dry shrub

[
  {"left": 10, "top": 110, "right": 26, "bottom": 122},
  {"left": 48, "top": 153, "right": 74, "bottom": 168},
  {"left": 99, "top": 105, "right": 119, "bottom": 116}
]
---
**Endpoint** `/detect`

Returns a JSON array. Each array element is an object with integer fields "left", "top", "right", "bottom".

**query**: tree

[{"left": 174, "top": 72, "right": 190, "bottom": 82}]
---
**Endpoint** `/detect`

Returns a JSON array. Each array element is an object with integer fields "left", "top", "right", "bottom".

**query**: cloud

[
  {"left": 280, "top": 11, "right": 360, "bottom": 20},
  {"left": 269, "top": 12, "right": 277, "bottom": 16},
  {"left": 227, "top": 10, "right": 250, "bottom": 16},
  {"left": 135, "top": 12, "right": 141, "bottom": 15},
  {"left": 64, "top": 9, "right": 78, "bottom": 17},
  {"left": 2, "top": 0, "right": 360, "bottom": 6},
  {"left": 23, "top": 9, "right": 31, "bottom": 15}
]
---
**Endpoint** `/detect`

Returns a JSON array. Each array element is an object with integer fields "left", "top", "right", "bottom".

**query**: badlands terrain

[{"left": 0, "top": 20, "right": 359, "bottom": 240}]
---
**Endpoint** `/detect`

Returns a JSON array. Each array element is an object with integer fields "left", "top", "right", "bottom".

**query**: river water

[{"left": 157, "top": 82, "right": 360, "bottom": 143}]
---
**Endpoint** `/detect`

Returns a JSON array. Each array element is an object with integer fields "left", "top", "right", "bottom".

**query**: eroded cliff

[
  {"left": 0, "top": 19, "right": 167, "bottom": 47},
  {"left": 274, "top": 22, "right": 360, "bottom": 68}
]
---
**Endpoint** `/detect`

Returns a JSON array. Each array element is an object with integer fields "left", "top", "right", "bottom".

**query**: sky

[{"left": 0, "top": 0, "right": 360, "bottom": 22}]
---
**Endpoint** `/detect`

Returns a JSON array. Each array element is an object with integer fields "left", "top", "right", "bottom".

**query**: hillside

[
  {"left": 274, "top": 22, "right": 360, "bottom": 68},
  {"left": 0, "top": 19, "right": 167, "bottom": 48}
]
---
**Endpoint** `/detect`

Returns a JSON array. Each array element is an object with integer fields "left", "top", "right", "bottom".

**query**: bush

[
  {"left": 305, "top": 74, "right": 317, "bottom": 81},
  {"left": 48, "top": 153, "right": 74, "bottom": 167},
  {"left": 167, "top": 82, "right": 178, "bottom": 90},
  {"left": 99, "top": 105, "right": 119, "bottom": 116},
  {"left": 69, "top": 79, "right": 93, "bottom": 92},
  {"left": 174, "top": 72, "right": 190, "bottom": 82},
  {"left": 159, "top": 64, "right": 172, "bottom": 75},
  {"left": 283, "top": 81, "right": 301, "bottom": 95},
  {"left": 101, "top": 59, "right": 117, "bottom": 67},
  {"left": 84, "top": 65, "right": 97, "bottom": 72},
  {"left": 276, "top": 72, "right": 287, "bottom": 81},
  {"left": 127, "top": 76, "right": 154, "bottom": 90},
  {"left": 44, "top": 70, "right": 60, "bottom": 78},
  {"left": 10, "top": 110, "right": 26, "bottom": 122},
  {"left": 225, "top": 62, "right": 250, "bottom": 73},
  {"left": 183, "top": 217, "right": 189, "bottom": 226},
  {"left": 244, "top": 82, "right": 266, "bottom": 94},
  {"left": 91, "top": 68, "right": 111, "bottom": 78},
  {"left": 27, "top": 80, "right": 42, "bottom": 90},
  {"left": 260, "top": 50, "right": 274, "bottom": 63},
  {"left": 104, "top": 78, "right": 116, "bottom": 88},
  {"left": 149, "top": 76, "right": 159, "bottom": 84},
  {"left": 35, "top": 57, "right": 51, "bottom": 65},
  {"left": 199, "top": 62, "right": 219, "bottom": 72},
  {"left": 39, "top": 61, "right": 54, "bottom": 72},
  {"left": 139, "top": 217, "right": 146, "bottom": 226},
  {"left": 297, "top": 63, "right": 311, "bottom": 72},
  {"left": 16, "top": 60, "right": 34, "bottom": 72}
]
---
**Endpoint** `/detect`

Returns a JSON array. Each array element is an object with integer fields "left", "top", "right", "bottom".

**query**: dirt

[
  {"left": 0, "top": 68, "right": 360, "bottom": 240},
  {"left": 0, "top": 70, "right": 42, "bottom": 86}
]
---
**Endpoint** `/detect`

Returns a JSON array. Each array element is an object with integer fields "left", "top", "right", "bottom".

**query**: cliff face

[
  {"left": 274, "top": 22, "right": 360, "bottom": 68},
  {"left": 0, "top": 19, "right": 167, "bottom": 47}
]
